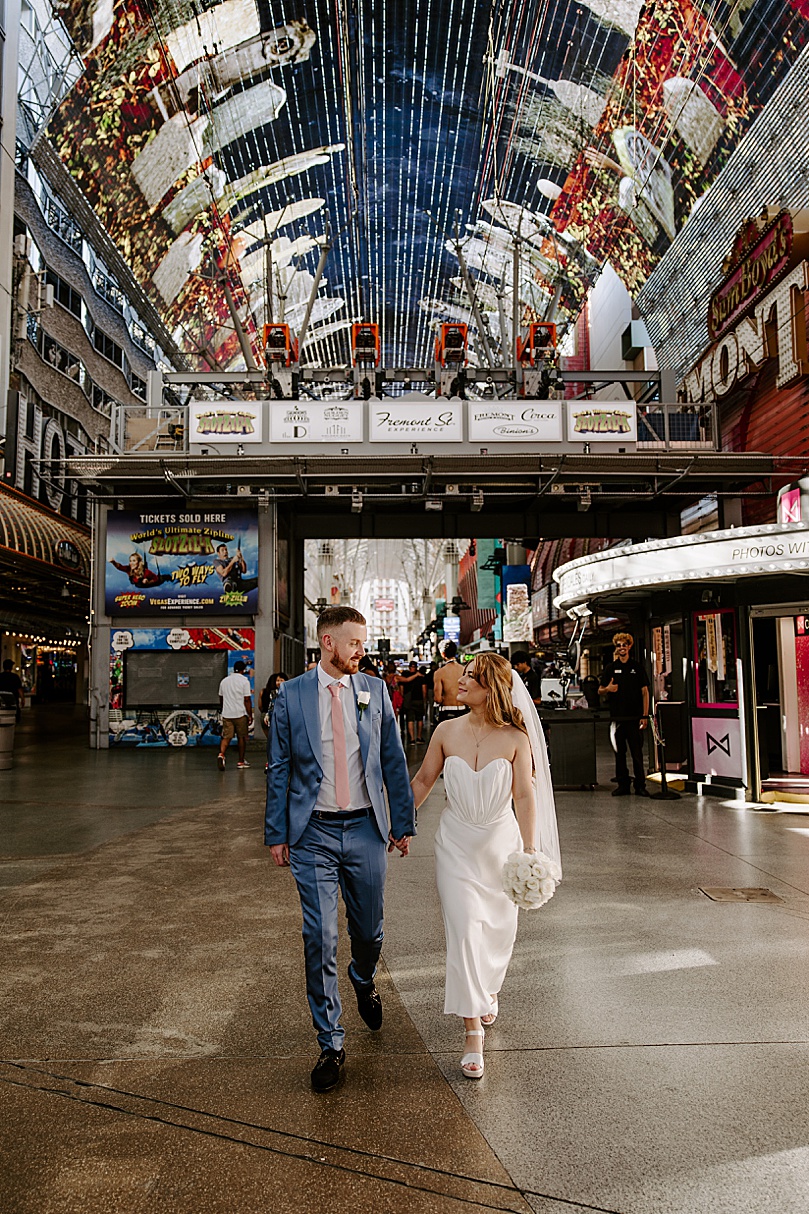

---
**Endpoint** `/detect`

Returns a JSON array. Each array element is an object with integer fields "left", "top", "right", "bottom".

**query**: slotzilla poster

[{"left": 106, "top": 508, "right": 259, "bottom": 615}]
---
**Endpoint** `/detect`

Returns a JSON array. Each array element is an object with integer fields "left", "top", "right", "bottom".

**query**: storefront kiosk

[{"left": 555, "top": 521, "right": 809, "bottom": 802}]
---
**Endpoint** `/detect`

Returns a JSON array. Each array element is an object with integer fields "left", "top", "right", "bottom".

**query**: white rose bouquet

[{"left": 502, "top": 850, "right": 561, "bottom": 910}]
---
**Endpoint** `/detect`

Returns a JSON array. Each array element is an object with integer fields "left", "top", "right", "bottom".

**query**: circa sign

[
  {"left": 468, "top": 402, "right": 563, "bottom": 442},
  {"left": 708, "top": 211, "right": 793, "bottom": 341}
]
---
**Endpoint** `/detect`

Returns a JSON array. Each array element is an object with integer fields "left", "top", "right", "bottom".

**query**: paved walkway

[{"left": 2, "top": 708, "right": 809, "bottom": 1212}]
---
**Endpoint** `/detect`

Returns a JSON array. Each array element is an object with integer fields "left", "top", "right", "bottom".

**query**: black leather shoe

[
  {"left": 311, "top": 1048, "right": 345, "bottom": 1092},
  {"left": 611, "top": 786, "right": 631, "bottom": 796},
  {"left": 349, "top": 971, "right": 383, "bottom": 1030},
  {"left": 634, "top": 788, "right": 651, "bottom": 797}
]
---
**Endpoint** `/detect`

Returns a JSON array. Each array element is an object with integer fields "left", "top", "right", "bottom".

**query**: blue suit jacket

[{"left": 265, "top": 668, "right": 416, "bottom": 847}]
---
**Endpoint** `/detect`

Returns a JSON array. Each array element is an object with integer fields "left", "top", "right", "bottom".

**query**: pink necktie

[{"left": 328, "top": 682, "right": 351, "bottom": 809}]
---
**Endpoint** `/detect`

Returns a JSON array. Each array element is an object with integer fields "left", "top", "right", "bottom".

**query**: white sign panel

[
  {"left": 270, "top": 402, "right": 364, "bottom": 444},
  {"left": 370, "top": 401, "right": 462, "bottom": 443},
  {"left": 692, "top": 716, "right": 743, "bottom": 779},
  {"left": 189, "top": 402, "right": 263, "bottom": 443},
  {"left": 468, "top": 401, "right": 563, "bottom": 442},
  {"left": 566, "top": 400, "right": 637, "bottom": 444}
]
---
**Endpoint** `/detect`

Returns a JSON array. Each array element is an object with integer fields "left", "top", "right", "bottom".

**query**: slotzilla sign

[
  {"left": 370, "top": 401, "right": 462, "bottom": 442},
  {"left": 269, "top": 402, "right": 364, "bottom": 443},
  {"left": 468, "top": 402, "right": 563, "bottom": 442},
  {"left": 188, "top": 402, "right": 263, "bottom": 443},
  {"left": 566, "top": 401, "right": 637, "bottom": 443},
  {"left": 554, "top": 522, "right": 809, "bottom": 611}
]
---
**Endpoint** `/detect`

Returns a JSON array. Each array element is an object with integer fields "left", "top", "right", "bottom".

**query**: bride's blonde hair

[{"left": 467, "top": 653, "right": 528, "bottom": 734}]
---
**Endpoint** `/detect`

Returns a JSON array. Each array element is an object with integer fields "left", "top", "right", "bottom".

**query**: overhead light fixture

[
  {"left": 471, "top": 489, "right": 484, "bottom": 512},
  {"left": 351, "top": 489, "right": 363, "bottom": 513},
  {"left": 425, "top": 498, "right": 443, "bottom": 511}
]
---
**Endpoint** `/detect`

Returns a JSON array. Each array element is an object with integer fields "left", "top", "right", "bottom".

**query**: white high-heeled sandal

[
  {"left": 461, "top": 1028, "right": 485, "bottom": 1079},
  {"left": 481, "top": 997, "right": 498, "bottom": 1026}
]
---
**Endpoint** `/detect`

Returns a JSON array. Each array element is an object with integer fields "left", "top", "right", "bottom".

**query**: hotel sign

[
  {"left": 269, "top": 402, "right": 364, "bottom": 443},
  {"left": 708, "top": 211, "right": 793, "bottom": 341},
  {"left": 469, "top": 402, "right": 563, "bottom": 442}
]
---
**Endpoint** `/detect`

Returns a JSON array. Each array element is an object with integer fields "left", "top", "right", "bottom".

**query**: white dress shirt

[{"left": 314, "top": 663, "right": 371, "bottom": 812}]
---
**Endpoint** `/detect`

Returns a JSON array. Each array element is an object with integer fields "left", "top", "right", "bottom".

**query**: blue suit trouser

[{"left": 289, "top": 813, "right": 387, "bottom": 1051}]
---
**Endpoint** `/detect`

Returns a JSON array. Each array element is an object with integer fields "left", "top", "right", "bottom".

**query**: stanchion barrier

[{"left": 648, "top": 710, "right": 681, "bottom": 801}]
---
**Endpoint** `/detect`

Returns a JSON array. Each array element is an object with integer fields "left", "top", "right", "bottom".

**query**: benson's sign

[{"left": 708, "top": 211, "right": 792, "bottom": 341}]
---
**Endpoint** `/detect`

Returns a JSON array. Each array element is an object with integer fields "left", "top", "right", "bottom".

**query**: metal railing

[
  {"left": 636, "top": 402, "right": 717, "bottom": 450},
  {"left": 111, "top": 405, "right": 186, "bottom": 453},
  {"left": 109, "top": 399, "right": 719, "bottom": 455}
]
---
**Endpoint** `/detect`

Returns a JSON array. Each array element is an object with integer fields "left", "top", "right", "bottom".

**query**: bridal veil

[{"left": 510, "top": 671, "right": 562, "bottom": 875}]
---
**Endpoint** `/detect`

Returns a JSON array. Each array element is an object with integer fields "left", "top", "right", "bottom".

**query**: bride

[{"left": 410, "top": 652, "right": 560, "bottom": 1078}]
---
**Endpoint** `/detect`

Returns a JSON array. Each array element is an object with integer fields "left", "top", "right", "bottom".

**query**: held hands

[
  {"left": 388, "top": 832, "right": 411, "bottom": 857},
  {"left": 270, "top": 843, "right": 290, "bottom": 867}
]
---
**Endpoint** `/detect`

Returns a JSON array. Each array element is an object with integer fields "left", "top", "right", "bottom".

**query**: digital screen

[
  {"left": 125, "top": 650, "right": 227, "bottom": 707},
  {"left": 47, "top": 0, "right": 809, "bottom": 371}
]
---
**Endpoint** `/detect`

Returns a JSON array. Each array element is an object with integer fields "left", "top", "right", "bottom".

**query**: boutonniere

[{"left": 357, "top": 690, "right": 371, "bottom": 717}]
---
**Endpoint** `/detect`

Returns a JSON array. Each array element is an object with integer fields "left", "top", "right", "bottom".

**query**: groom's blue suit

[{"left": 265, "top": 668, "right": 415, "bottom": 1050}]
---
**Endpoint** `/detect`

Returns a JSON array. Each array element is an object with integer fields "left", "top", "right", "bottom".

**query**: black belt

[{"left": 311, "top": 807, "right": 371, "bottom": 821}]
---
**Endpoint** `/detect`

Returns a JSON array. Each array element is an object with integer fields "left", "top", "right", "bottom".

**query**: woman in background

[{"left": 260, "top": 672, "right": 288, "bottom": 770}]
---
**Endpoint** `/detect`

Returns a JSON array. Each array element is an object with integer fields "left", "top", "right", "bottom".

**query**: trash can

[{"left": 0, "top": 708, "right": 16, "bottom": 770}]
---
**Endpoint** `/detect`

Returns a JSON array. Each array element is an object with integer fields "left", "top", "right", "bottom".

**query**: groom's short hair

[{"left": 317, "top": 605, "right": 366, "bottom": 639}]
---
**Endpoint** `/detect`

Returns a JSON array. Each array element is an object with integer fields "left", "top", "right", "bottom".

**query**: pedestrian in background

[
  {"left": 511, "top": 651, "right": 542, "bottom": 707},
  {"left": 260, "top": 671, "right": 289, "bottom": 772},
  {"left": 218, "top": 660, "right": 253, "bottom": 770},
  {"left": 599, "top": 633, "right": 650, "bottom": 796},
  {"left": 0, "top": 660, "right": 24, "bottom": 721}
]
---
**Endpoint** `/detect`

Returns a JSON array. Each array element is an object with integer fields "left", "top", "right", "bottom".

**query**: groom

[{"left": 265, "top": 606, "right": 415, "bottom": 1092}]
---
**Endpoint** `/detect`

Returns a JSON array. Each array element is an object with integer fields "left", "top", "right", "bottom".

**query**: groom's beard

[{"left": 331, "top": 651, "right": 360, "bottom": 675}]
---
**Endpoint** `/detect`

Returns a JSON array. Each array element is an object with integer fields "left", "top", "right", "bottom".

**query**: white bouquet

[{"left": 502, "top": 850, "right": 562, "bottom": 910}]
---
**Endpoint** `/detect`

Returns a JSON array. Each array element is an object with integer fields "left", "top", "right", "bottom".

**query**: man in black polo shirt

[
  {"left": 511, "top": 651, "right": 541, "bottom": 706},
  {"left": 599, "top": 632, "right": 650, "bottom": 796}
]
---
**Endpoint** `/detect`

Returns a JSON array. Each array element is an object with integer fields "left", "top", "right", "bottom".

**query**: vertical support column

[
  {"left": 290, "top": 531, "right": 307, "bottom": 670},
  {"left": 89, "top": 501, "right": 111, "bottom": 749},
  {"left": 737, "top": 605, "right": 760, "bottom": 802},
  {"left": 254, "top": 495, "right": 276, "bottom": 706}
]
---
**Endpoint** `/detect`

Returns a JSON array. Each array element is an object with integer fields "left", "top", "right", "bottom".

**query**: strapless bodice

[{"left": 442, "top": 755, "right": 514, "bottom": 825}]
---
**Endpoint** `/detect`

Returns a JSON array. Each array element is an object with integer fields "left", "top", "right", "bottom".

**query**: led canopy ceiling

[{"left": 47, "top": 0, "right": 808, "bottom": 371}]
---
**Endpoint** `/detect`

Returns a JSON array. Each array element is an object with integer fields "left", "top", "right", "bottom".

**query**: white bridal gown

[{"left": 435, "top": 755, "right": 522, "bottom": 1017}]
